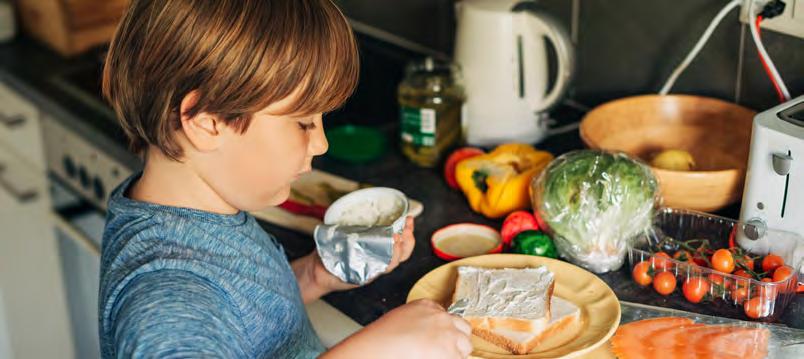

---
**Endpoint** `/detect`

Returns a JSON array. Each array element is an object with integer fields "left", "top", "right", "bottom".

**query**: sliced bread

[
  {"left": 472, "top": 296, "right": 581, "bottom": 355},
  {"left": 451, "top": 266, "right": 554, "bottom": 334}
]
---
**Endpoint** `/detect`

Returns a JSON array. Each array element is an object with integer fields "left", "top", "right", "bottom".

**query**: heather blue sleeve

[{"left": 111, "top": 270, "right": 251, "bottom": 358}]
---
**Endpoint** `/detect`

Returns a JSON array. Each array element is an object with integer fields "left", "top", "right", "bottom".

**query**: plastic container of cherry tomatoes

[{"left": 628, "top": 208, "right": 803, "bottom": 322}]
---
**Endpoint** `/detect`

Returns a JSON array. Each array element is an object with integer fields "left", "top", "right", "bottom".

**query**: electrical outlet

[{"left": 740, "top": 0, "right": 804, "bottom": 39}]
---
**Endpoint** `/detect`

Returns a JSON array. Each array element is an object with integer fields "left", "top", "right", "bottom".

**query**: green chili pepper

[{"left": 511, "top": 230, "right": 558, "bottom": 258}]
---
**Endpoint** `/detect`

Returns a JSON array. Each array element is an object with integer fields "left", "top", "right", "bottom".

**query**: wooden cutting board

[{"left": 251, "top": 170, "right": 423, "bottom": 235}]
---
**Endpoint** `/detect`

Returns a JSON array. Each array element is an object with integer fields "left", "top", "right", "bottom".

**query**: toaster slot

[{"left": 778, "top": 101, "right": 804, "bottom": 128}]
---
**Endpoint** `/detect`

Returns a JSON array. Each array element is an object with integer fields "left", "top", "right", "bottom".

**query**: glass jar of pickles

[{"left": 398, "top": 57, "right": 465, "bottom": 168}]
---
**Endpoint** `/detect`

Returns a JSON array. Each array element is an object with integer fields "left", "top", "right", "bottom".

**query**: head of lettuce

[{"left": 531, "top": 150, "right": 659, "bottom": 273}]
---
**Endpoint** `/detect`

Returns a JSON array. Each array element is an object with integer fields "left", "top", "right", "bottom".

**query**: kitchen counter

[
  {"left": 1, "top": 35, "right": 802, "bottom": 331},
  {"left": 303, "top": 121, "right": 803, "bottom": 331}
]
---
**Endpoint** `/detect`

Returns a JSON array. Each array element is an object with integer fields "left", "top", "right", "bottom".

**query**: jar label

[{"left": 401, "top": 107, "right": 436, "bottom": 147}]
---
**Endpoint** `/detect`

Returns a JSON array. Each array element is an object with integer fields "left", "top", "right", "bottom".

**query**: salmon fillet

[
  {"left": 690, "top": 326, "right": 769, "bottom": 359},
  {"left": 644, "top": 323, "right": 705, "bottom": 359},
  {"left": 611, "top": 317, "right": 770, "bottom": 359},
  {"left": 611, "top": 317, "right": 694, "bottom": 359}
]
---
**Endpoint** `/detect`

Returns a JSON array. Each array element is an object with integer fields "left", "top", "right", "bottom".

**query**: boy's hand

[
  {"left": 322, "top": 299, "right": 473, "bottom": 359},
  {"left": 293, "top": 216, "right": 416, "bottom": 302},
  {"left": 387, "top": 216, "right": 417, "bottom": 273}
]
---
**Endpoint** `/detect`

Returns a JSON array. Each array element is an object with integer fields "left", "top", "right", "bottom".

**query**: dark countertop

[
  {"left": 1, "top": 35, "right": 801, "bottom": 330},
  {"left": 305, "top": 121, "right": 804, "bottom": 330}
]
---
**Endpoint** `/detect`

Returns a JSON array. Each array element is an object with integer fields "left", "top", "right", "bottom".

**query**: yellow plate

[{"left": 407, "top": 254, "right": 620, "bottom": 359}]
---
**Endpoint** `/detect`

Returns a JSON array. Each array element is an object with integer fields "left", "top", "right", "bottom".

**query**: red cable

[{"left": 755, "top": 16, "right": 787, "bottom": 103}]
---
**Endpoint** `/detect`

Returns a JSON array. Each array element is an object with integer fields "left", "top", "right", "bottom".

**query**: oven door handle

[
  {"left": 49, "top": 211, "right": 101, "bottom": 256},
  {"left": 0, "top": 112, "right": 26, "bottom": 128},
  {"left": 0, "top": 162, "right": 38, "bottom": 203}
]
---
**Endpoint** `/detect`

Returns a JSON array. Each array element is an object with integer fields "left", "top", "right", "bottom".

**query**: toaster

[{"left": 738, "top": 95, "right": 804, "bottom": 271}]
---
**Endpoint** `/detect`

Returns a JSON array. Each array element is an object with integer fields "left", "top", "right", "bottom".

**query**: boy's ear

[{"left": 179, "top": 90, "right": 223, "bottom": 153}]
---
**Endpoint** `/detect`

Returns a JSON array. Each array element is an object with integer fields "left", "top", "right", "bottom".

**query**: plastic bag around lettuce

[{"left": 530, "top": 150, "right": 659, "bottom": 273}]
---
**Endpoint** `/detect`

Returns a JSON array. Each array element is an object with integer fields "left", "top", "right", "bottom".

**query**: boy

[{"left": 99, "top": 0, "right": 472, "bottom": 358}]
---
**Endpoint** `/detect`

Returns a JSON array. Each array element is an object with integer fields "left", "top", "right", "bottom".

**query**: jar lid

[{"left": 431, "top": 223, "right": 503, "bottom": 261}]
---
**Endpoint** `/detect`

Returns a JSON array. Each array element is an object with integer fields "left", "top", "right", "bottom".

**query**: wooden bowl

[{"left": 580, "top": 95, "right": 755, "bottom": 212}]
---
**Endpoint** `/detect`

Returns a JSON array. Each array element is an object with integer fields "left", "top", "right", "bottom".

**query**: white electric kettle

[{"left": 455, "top": 0, "right": 575, "bottom": 146}]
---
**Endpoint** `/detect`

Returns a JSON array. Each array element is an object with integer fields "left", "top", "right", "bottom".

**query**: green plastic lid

[{"left": 325, "top": 124, "right": 387, "bottom": 164}]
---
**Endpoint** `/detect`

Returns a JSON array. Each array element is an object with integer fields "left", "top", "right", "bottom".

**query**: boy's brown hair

[{"left": 103, "top": 0, "right": 359, "bottom": 160}]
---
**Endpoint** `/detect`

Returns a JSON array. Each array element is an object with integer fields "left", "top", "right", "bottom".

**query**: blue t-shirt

[{"left": 98, "top": 174, "right": 325, "bottom": 358}]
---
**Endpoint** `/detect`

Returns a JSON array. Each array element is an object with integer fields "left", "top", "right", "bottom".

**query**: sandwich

[{"left": 450, "top": 266, "right": 581, "bottom": 355}]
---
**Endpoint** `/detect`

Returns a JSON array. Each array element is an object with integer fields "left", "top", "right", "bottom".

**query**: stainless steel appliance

[
  {"left": 41, "top": 112, "right": 134, "bottom": 359},
  {"left": 34, "top": 53, "right": 138, "bottom": 358}
]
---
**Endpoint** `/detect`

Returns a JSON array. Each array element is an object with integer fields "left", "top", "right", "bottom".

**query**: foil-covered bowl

[{"left": 315, "top": 187, "right": 409, "bottom": 285}]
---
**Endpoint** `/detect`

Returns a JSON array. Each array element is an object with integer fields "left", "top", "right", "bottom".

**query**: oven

[{"left": 40, "top": 112, "right": 134, "bottom": 359}]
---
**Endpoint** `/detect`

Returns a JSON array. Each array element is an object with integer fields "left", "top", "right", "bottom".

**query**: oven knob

[
  {"left": 78, "top": 166, "right": 90, "bottom": 189},
  {"left": 62, "top": 155, "right": 76, "bottom": 178},
  {"left": 93, "top": 177, "right": 105, "bottom": 201}
]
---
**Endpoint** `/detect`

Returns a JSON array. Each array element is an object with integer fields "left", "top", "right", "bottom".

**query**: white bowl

[{"left": 324, "top": 187, "right": 409, "bottom": 233}]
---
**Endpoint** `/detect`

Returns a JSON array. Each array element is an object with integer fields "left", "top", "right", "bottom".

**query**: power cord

[
  {"left": 659, "top": 0, "right": 742, "bottom": 95},
  {"left": 660, "top": 0, "right": 792, "bottom": 103},
  {"left": 751, "top": 0, "right": 791, "bottom": 102}
]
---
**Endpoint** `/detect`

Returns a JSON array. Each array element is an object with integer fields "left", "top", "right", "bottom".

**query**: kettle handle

[{"left": 517, "top": 9, "right": 575, "bottom": 113}]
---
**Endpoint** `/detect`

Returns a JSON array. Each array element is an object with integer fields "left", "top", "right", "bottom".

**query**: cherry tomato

[
  {"left": 708, "top": 274, "right": 726, "bottom": 287},
  {"left": 653, "top": 271, "right": 677, "bottom": 296},
  {"left": 728, "top": 225, "right": 737, "bottom": 248},
  {"left": 651, "top": 252, "right": 673, "bottom": 272},
  {"left": 734, "top": 269, "right": 752, "bottom": 279},
  {"left": 443, "top": 147, "right": 484, "bottom": 189},
  {"left": 744, "top": 297, "right": 771, "bottom": 319},
  {"left": 772, "top": 265, "right": 794, "bottom": 283},
  {"left": 707, "top": 273, "right": 729, "bottom": 297},
  {"left": 711, "top": 249, "right": 735, "bottom": 273},
  {"left": 500, "top": 211, "right": 539, "bottom": 246},
  {"left": 731, "top": 286, "right": 749, "bottom": 304},
  {"left": 761, "top": 254, "right": 785, "bottom": 273},
  {"left": 686, "top": 265, "right": 705, "bottom": 277},
  {"left": 682, "top": 277, "right": 710, "bottom": 303},
  {"left": 632, "top": 261, "right": 653, "bottom": 287},
  {"left": 673, "top": 250, "right": 694, "bottom": 263}
]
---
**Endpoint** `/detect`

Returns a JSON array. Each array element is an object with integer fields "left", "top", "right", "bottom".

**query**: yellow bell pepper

[{"left": 455, "top": 143, "right": 554, "bottom": 218}]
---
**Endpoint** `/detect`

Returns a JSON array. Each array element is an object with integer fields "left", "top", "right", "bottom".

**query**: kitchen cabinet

[
  {"left": 0, "top": 81, "right": 45, "bottom": 171},
  {"left": 0, "top": 142, "right": 74, "bottom": 359},
  {"left": 0, "top": 79, "right": 74, "bottom": 358}
]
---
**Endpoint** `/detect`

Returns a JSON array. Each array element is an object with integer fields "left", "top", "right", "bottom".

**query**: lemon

[{"left": 651, "top": 149, "right": 695, "bottom": 171}]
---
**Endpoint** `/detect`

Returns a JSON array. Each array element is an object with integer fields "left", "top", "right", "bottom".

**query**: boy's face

[{"left": 191, "top": 94, "right": 329, "bottom": 212}]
